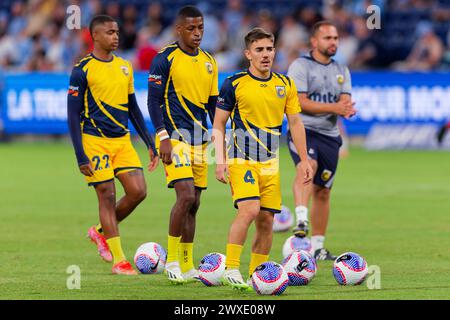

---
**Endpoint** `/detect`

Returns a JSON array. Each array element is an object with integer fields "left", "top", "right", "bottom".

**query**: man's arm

[
  {"left": 286, "top": 113, "right": 312, "bottom": 184},
  {"left": 147, "top": 53, "right": 172, "bottom": 164},
  {"left": 212, "top": 108, "right": 231, "bottom": 184},
  {"left": 298, "top": 93, "right": 355, "bottom": 118},
  {"left": 128, "top": 93, "right": 159, "bottom": 171},
  {"left": 67, "top": 66, "right": 93, "bottom": 176},
  {"left": 212, "top": 77, "right": 236, "bottom": 184}
]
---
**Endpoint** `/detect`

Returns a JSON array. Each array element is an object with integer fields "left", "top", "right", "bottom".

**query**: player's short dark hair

[
  {"left": 244, "top": 27, "right": 274, "bottom": 48},
  {"left": 311, "top": 21, "right": 337, "bottom": 36},
  {"left": 89, "top": 15, "right": 117, "bottom": 36},
  {"left": 176, "top": 5, "right": 203, "bottom": 20}
]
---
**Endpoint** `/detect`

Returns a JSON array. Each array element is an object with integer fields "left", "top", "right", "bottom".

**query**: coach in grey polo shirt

[{"left": 286, "top": 21, "right": 356, "bottom": 260}]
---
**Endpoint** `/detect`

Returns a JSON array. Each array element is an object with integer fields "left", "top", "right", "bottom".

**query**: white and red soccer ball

[
  {"left": 282, "top": 250, "right": 317, "bottom": 286},
  {"left": 282, "top": 235, "right": 313, "bottom": 258},
  {"left": 198, "top": 253, "right": 226, "bottom": 286},
  {"left": 134, "top": 242, "right": 167, "bottom": 274},
  {"left": 273, "top": 205, "right": 294, "bottom": 232},
  {"left": 332, "top": 252, "right": 368, "bottom": 285},
  {"left": 251, "top": 261, "right": 289, "bottom": 295}
]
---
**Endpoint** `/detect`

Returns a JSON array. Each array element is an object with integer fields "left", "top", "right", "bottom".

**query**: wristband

[{"left": 157, "top": 129, "right": 170, "bottom": 141}]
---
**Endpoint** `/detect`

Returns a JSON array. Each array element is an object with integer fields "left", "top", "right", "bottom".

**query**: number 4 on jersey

[{"left": 244, "top": 170, "right": 255, "bottom": 184}]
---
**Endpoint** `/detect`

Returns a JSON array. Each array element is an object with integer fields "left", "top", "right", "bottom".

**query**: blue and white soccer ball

[
  {"left": 332, "top": 252, "right": 368, "bottom": 285},
  {"left": 133, "top": 242, "right": 167, "bottom": 274},
  {"left": 198, "top": 253, "right": 226, "bottom": 286},
  {"left": 273, "top": 205, "right": 294, "bottom": 232},
  {"left": 282, "top": 235, "right": 313, "bottom": 258},
  {"left": 282, "top": 250, "right": 316, "bottom": 286},
  {"left": 251, "top": 261, "right": 289, "bottom": 295}
]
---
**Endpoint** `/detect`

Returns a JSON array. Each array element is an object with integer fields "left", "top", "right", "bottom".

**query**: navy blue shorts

[{"left": 287, "top": 129, "right": 342, "bottom": 188}]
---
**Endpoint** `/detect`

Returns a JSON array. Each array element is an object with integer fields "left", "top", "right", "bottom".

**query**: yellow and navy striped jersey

[
  {"left": 68, "top": 53, "right": 135, "bottom": 138},
  {"left": 217, "top": 70, "right": 301, "bottom": 162},
  {"left": 147, "top": 42, "right": 218, "bottom": 145}
]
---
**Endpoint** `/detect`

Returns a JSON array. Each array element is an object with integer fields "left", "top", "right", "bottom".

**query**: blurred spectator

[
  {"left": 133, "top": 29, "right": 158, "bottom": 71},
  {"left": 8, "top": 1, "right": 27, "bottom": 36},
  {"left": 350, "top": 17, "right": 379, "bottom": 69},
  {"left": 393, "top": 21, "right": 444, "bottom": 71},
  {"left": 0, "top": 0, "right": 448, "bottom": 72}
]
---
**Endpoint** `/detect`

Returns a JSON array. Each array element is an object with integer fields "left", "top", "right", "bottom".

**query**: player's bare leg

[
  {"left": 310, "top": 185, "right": 336, "bottom": 260},
  {"left": 248, "top": 210, "right": 273, "bottom": 279},
  {"left": 115, "top": 169, "right": 147, "bottom": 222},
  {"left": 292, "top": 159, "right": 317, "bottom": 237},
  {"left": 166, "top": 180, "right": 196, "bottom": 284},
  {"left": 180, "top": 188, "right": 202, "bottom": 282},
  {"left": 94, "top": 181, "right": 136, "bottom": 274},
  {"left": 222, "top": 200, "right": 260, "bottom": 291}
]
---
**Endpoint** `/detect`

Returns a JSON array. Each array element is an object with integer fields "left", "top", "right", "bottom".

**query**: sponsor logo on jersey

[
  {"left": 276, "top": 86, "right": 286, "bottom": 98},
  {"left": 217, "top": 97, "right": 225, "bottom": 107},
  {"left": 121, "top": 65, "right": 129, "bottom": 76},
  {"left": 148, "top": 74, "right": 162, "bottom": 85},
  {"left": 68, "top": 85, "right": 79, "bottom": 97},
  {"left": 308, "top": 148, "right": 315, "bottom": 155},
  {"left": 205, "top": 62, "right": 213, "bottom": 74},
  {"left": 321, "top": 169, "right": 332, "bottom": 181}
]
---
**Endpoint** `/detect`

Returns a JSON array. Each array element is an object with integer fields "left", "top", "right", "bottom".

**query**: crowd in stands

[{"left": 0, "top": 0, "right": 449, "bottom": 73}]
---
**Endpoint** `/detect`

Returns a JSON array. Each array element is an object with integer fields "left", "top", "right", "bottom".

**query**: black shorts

[{"left": 287, "top": 129, "right": 342, "bottom": 188}]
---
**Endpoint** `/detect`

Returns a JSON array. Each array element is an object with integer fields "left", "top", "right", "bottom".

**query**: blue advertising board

[{"left": 1, "top": 71, "right": 449, "bottom": 135}]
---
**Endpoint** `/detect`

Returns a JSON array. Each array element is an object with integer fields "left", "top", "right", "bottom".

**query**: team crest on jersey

[
  {"left": 205, "top": 62, "right": 213, "bottom": 74},
  {"left": 275, "top": 86, "right": 286, "bottom": 98},
  {"left": 336, "top": 74, "right": 344, "bottom": 84},
  {"left": 321, "top": 169, "right": 333, "bottom": 181},
  {"left": 121, "top": 66, "right": 129, "bottom": 76}
]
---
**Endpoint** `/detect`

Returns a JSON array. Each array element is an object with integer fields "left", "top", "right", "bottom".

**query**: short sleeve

[
  {"left": 68, "top": 65, "right": 87, "bottom": 101},
  {"left": 342, "top": 66, "right": 352, "bottom": 94},
  {"left": 284, "top": 78, "right": 301, "bottom": 114},
  {"left": 210, "top": 58, "right": 219, "bottom": 97},
  {"left": 128, "top": 61, "right": 135, "bottom": 95},
  {"left": 287, "top": 59, "right": 308, "bottom": 93},
  {"left": 148, "top": 53, "right": 170, "bottom": 97},
  {"left": 216, "top": 77, "right": 236, "bottom": 112}
]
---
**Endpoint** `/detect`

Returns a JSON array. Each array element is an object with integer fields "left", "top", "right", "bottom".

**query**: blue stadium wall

[{"left": 1, "top": 72, "right": 449, "bottom": 136}]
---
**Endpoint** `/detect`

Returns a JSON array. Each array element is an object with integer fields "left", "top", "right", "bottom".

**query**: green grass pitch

[{"left": 1, "top": 141, "right": 449, "bottom": 300}]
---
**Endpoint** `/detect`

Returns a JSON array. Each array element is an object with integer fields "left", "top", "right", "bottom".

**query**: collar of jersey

[
  {"left": 91, "top": 53, "right": 114, "bottom": 63},
  {"left": 176, "top": 42, "right": 199, "bottom": 57},
  {"left": 247, "top": 69, "right": 272, "bottom": 82},
  {"left": 306, "top": 51, "right": 334, "bottom": 66}
]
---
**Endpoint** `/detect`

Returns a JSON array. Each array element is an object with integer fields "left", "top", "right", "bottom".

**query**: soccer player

[
  {"left": 67, "top": 15, "right": 159, "bottom": 275},
  {"left": 147, "top": 6, "right": 218, "bottom": 283},
  {"left": 213, "top": 27, "right": 313, "bottom": 290},
  {"left": 287, "top": 21, "right": 357, "bottom": 260}
]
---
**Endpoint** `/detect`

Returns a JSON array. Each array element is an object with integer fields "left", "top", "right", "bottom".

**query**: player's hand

[
  {"left": 79, "top": 163, "right": 94, "bottom": 177},
  {"left": 215, "top": 163, "right": 229, "bottom": 184},
  {"left": 148, "top": 149, "right": 159, "bottom": 172},
  {"left": 159, "top": 139, "right": 173, "bottom": 165},
  {"left": 335, "top": 100, "right": 356, "bottom": 119},
  {"left": 298, "top": 161, "right": 312, "bottom": 185}
]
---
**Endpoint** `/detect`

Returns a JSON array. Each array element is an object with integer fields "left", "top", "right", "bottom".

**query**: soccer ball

[
  {"left": 251, "top": 261, "right": 289, "bottom": 295},
  {"left": 282, "top": 250, "right": 316, "bottom": 286},
  {"left": 333, "top": 252, "right": 368, "bottom": 285},
  {"left": 133, "top": 242, "right": 167, "bottom": 274},
  {"left": 198, "top": 253, "right": 226, "bottom": 286},
  {"left": 282, "top": 235, "right": 313, "bottom": 258},
  {"left": 273, "top": 205, "right": 294, "bottom": 232}
]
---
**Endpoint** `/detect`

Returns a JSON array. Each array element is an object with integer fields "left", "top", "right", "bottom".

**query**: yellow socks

[
  {"left": 167, "top": 235, "right": 181, "bottom": 263},
  {"left": 179, "top": 242, "right": 194, "bottom": 273},
  {"left": 106, "top": 236, "right": 126, "bottom": 264},
  {"left": 225, "top": 243, "right": 243, "bottom": 269},
  {"left": 95, "top": 224, "right": 103, "bottom": 235},
  {"left": 249, "top": 252, "right": 269, "bottom": 277}
]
